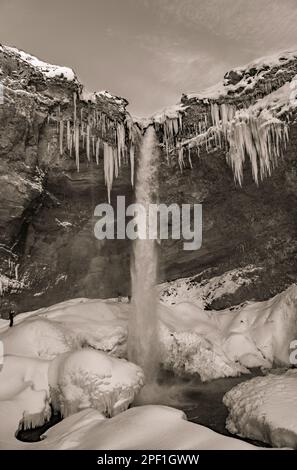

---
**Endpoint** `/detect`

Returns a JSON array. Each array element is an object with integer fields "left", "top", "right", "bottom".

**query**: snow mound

[
  {"left": 49, "top": 350, "right": 144, "bottom": 418},
  {"left": 41, "top": 405, "right": 260, "bottom": 450},
  {"left": 1, "top": 284, "right": 297, "bottom": 382},
  {"left": 160, "top": 326, "right": 248, "bottom": 382},
  {"left": 0, "top": 355, "right": 50, "bottom": 401},
  {"left": 0, "top": 405, "right": 260, "bottom": 450},
  {"left": 0, "top": 349, "right": 143, "bottom": 442},
  {"left": 223, "top": 370, "right": 297, "bottom": 448},
  {"left": 1, "top": 299, "right": 129, "bottom": 358},
  {"left": 0, "top": 44, "right": 76, "bottom": 81}
]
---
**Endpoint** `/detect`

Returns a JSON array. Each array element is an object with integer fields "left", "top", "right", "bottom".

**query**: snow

[
  {"left": 42, "top": 405, "right": 261, "bottom": 450},
  {"left": 1, "top": 278, "right": 297, "bottom": 448},
  {"left": 224, "top": 370, "right": 297, "bottom": 448},
  {"left": 0, "top": 274, "right": 25, "bottom": 296},
  {"left": 0, "top": 349, "right": 143, "bottom": 447},
  {"left": 181, "top": 86, "right": 290, "bottom": 185},
  {"left": 186, "top": 49, "right": 297, "bottom": 101},
  {"left": 134, "top": 103, "right": 186, "bottom": 128},
  {"left": 55, "top": 218, "right": 73, "bottom": 228},
  {"left": 2, "top": 281, "right": 297, "bottom": 381},
  {"left": 79, "top": 89, "right": 128, "bottom": 111},
  {"left": 0, "top": 45, "right": 76, "bottom": 82},
  {"left": 49, "top": 350, "right": 143, "bottom": 418},
  {"left": 159, "top": 265, "right": 262, "bottom": 308},
  {"left": 0, "top": 404, "right": 260, "bottom": 450}
]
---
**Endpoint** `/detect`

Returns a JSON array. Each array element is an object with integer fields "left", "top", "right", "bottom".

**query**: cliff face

[
  {"left": 156, "top": 51, "right": 297, "bottom": 307},
  {"left": 1, "top": 46, "right": 297, "bottom": 314},
  {"left": 0, "top": 45, "right": 134, "bottom": 313}
]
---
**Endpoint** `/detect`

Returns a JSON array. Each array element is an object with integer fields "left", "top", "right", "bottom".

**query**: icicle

[
  {"left": 113, "top": 147, "right": 119, "bottom": 179},
  {"left": 59, "top": 120, "right": 64, "bottom": 155},
  {"left": 226, "top": 112, "right": 288, "bottom": 185},
  {"left": 74, "top": 124, "right": 80, "bottom": 172},
  {"left": 188, "top": 148, "right": 193, "bottom": 168},
  {"left": 67, "top": 121, "right": 71, "bottom": 150},
  {"left": 178, "top": 146, "right": 184, "bottom": 172},
  {"left": 92, "top": 136, "right": 95, "bottom": 157},
  {"left": 86, "top": 124, "right": 90, "bottom": 161},
  {"left": 73, "top": 92, "right": 77, "bottom": 124},
  {"left": 15, "top": 263, "right": 19, "bottom": 281},
  {"left": 104, "top": 143, "right": 114, "bottom": 203},
  {"left": 130, "top": 144, "right": 135, "bottom": 186},
  {"left": 95, "top": 138, "right": 100, "bottom": 165},
  {"left": 69, "top": 132, "right": 73, "bottom": 157},
  {"left": 116, "top": 122, "right": 126, "bottom": 168}
]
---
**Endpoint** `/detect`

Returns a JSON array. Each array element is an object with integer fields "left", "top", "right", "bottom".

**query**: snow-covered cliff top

[
  {"left": 0, "top": 44, "right": 76, "bottom": 82},
  {"left": 185, "top": 49, "right": 297, "bottom": 101}
]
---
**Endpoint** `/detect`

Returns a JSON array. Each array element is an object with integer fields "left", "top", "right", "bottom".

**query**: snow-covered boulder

[
  {"left": 223, "top": 370, "right": 297, "bottom": 448},
  {"left": 48, "top": 349, "right": 144, "bottom": 418},
  {"left": 0, "top": 348, "right": 143, "bottom": 443}
]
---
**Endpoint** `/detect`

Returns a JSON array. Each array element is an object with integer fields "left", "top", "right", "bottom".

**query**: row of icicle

[
  {"left": 52, "top": 91, "right": 290, "bottom": 198},
  {"left": 176, "top": 101, "right": 289, "bottom": 185},
  {"left": 52, "top": 92, "right": 136, "bottom": 202}
]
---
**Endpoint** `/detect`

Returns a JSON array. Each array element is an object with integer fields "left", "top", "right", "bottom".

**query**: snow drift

[
  {"left": 1, "top": 282, "right": 297, "bottom": 381},
  {"left": 223, "top": 370, "right": 297, "bottom": 448},
  {"left": 1, "top": 278, "right": 297, "bottom": 447},
  {"left": 0, "top": 405, "right": 260, "bottom": 450}
]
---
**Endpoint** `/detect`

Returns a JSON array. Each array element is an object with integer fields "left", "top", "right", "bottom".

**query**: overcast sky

[{"left": 1, "top": 0, "right": 297, "bottom": 115}]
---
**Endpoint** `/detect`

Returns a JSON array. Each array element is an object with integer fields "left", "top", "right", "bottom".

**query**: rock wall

[{"left": 0, "top": 45, "right": 297, "bottom": 314}]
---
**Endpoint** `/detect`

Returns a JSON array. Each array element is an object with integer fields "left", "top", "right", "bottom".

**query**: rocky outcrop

[
  {"left": 0, "top": 46, "right": 297, "bottom": 314},
  {"left": 0, "top": 45, "right": 134, "bottom": 313},
  {"left": 155, "top": 50, "right": 297, "bottom": 307}
]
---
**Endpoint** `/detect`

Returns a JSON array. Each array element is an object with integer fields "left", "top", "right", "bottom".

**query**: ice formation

[
  {"left": 142, "top": 55, "right": 297, "bottom": 185},
  {"left": 0, "top": 45, "right": 137, "bottom": 203},
  {"left": 0, "top": 348, "right": 143, "bottom": 437},
  {"left": 223, "top": 370, "right": 297, "bottom": 448},
  {"left": 178, "top": 97, "right": 289, "bottom": 186},
  {"left": 49, "top": 350, "right": 143, "bottom": 418},
  {"left": 55, "top": 91, "right": 136, "bottom": 201}
]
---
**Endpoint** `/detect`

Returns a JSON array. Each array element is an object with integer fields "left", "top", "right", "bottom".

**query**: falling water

[{"left": 128, "top": 126, "right": 160, "bottom": 383}]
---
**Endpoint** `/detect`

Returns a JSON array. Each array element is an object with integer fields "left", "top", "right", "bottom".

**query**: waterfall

[{"left": 128, "top": 126, "right": 159, "bottom": 383}]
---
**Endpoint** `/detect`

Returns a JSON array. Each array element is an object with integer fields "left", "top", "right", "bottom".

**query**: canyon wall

[{"left": 0, "top": 45, "right": 297, "bottom": 314}]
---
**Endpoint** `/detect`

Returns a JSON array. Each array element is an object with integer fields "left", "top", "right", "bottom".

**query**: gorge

[{"left": 1, "top": 43, "right": 297, "bottom": 450}]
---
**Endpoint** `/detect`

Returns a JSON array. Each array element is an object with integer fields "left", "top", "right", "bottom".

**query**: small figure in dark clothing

[{"left": 9, "top": 309, "right": 15, "bottom": 327}]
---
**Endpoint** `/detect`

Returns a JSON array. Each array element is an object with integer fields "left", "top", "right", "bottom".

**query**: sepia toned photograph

[{"left": 0, "top": 0, "right": 296, "bottom": 463}]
